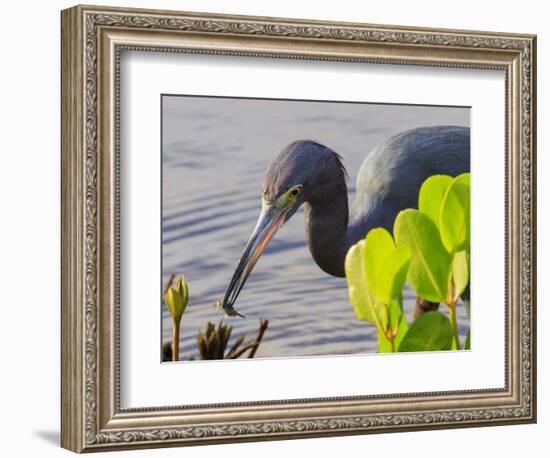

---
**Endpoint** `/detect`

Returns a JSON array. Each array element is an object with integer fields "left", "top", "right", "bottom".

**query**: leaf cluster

[{"left": 345, "top": 173, "right": 471, "bottom": 352}]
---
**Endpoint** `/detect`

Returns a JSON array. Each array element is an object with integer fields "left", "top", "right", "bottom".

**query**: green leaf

[
  {"left": 345, "top": 240, "right": 386, "bottom": 331},
  {"left": 389, "top": 298, "right": 401, "bottom": 336},
  {"left": 364, "top": 228, "right": 394, "bottom": 300},
  {"left": 418, "top": 175, "right": 453, "bottom": 229},
  {"left": 455, "top": 172, "right": 470, "bottom": 189},
  {"left": 393, "top": 311, "right": 409, "bottom": 350},
  {"left": 390, "top": 297, "right": 409, "bottom": 350},
  {"left": 398, "top": 311, "right": 454, "bottom": 352},
  {"left": 395, "top": 313, "right": 409, "bottom": 351},
  {"left": 364, "top": 228, "right": 411, "bottom": 305},
  {"left": 464, "top": 330, "right": 471, "bottom": 350},
  {"left": 345, "top": 241, "right": 370, "bottom": 321},
  {"left": 394, "top": 209, "right": 452, "bottom": 303},
  {"left": 452, "top": 250, "right": 469, "bottom": 301},
  {"left": 440, "top": 176, "right": 470, "bottom": 254}
]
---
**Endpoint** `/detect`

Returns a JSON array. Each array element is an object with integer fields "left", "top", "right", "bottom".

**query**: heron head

[{"left": 219, "top": 140, "right": 347, "bottom": 316}]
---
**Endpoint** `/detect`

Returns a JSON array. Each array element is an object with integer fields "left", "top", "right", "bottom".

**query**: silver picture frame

[{"left": 61, "top": 4, "right": 537, "bottom": 452}]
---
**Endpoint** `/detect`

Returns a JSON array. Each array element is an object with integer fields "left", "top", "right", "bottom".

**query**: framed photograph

[{"left": 61, "top": 4, "right": 537, "bottom": 453}]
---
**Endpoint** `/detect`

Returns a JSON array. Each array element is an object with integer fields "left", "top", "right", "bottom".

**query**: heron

[{"left": 219, "top": 125, "right": 470, "bottom": 317}]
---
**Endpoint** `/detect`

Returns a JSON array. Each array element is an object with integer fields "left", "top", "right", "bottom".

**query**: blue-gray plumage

[{"left": 220, "top": 125, "right": 470, "bottom": 316}]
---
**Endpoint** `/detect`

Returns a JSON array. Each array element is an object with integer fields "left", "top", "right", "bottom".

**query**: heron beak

[{"left": 220, "top": 202, "right": 288, "bottom": 317}]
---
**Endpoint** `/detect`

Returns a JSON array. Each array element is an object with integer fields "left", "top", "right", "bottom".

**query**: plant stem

[
  {"left": 247, "top": 319, "right": 269, "bottom": 358},
  {"left": 449, "top": 304, "right": 460, "bottom": 350},
  {"left": 390, "top": 336, "right": 396, "bottom": 353},
  {"left": 172, "top": 320, "right": 180, "bottom": 362}
]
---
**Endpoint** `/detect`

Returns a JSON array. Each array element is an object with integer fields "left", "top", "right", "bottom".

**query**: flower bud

[{"left": 165, "top": 275, "right": 189, "bottom": 324}]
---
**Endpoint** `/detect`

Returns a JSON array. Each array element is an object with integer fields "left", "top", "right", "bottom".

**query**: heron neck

[
  {"left": 304, "top": 187, "right": 388, "bottom": 278},
  {"left": 303, "top": 184, "right": 355, "bottom": 278}
]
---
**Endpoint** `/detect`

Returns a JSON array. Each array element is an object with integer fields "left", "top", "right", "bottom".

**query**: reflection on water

[{"left": 162, "top": 96, "right": 470, "bottom": 359}]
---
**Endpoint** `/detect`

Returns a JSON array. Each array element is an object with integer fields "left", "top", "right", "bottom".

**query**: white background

[
  {"left": 0, "top": 0, "right": 546, "bottom": 457},
  {"left": 122, "top": 53, "right": 504, "bottom": 407}
]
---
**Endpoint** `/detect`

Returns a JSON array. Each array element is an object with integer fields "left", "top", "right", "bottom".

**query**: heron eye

[{"left": 289, "top": 185, "right": 302, "bottom": 197}]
